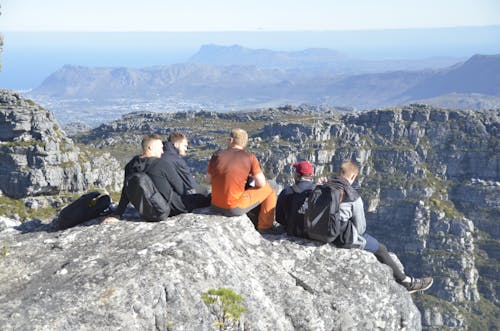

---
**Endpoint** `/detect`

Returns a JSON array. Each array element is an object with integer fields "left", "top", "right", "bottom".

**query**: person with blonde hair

[
  {"left": 206, "top": 128, "right": 277, "bottom": 231},
  {"left": 330, "top": 160, "right": 434, "bottom": 293}
]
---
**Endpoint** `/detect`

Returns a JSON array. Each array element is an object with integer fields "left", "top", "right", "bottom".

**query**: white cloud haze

[{"left": 1, "top": 0, "right": 499, "bottom": 31}]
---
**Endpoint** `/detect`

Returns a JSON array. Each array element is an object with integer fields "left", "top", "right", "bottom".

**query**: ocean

[{"left": 1, "top": 27, "right": 499, "bottom": 90}]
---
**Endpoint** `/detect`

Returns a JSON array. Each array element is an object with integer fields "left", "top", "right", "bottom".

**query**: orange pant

[{"left": 213, "top": 182, "right": 277, "bottom": 230}]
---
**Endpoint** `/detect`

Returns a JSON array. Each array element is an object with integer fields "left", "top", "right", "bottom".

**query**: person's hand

[
  {"left": 102, "top": 216, "right": 120, "bottom": 224},
  {"left": 317, "top": 176, "right": 328, "bottom": 184}
]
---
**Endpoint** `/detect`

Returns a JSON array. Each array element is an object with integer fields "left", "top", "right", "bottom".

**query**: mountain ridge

[{"left": 27, "top": 50, "right": 500, "bottom": 124}]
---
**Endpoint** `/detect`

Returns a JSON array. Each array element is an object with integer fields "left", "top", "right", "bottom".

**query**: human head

[
  {"left": 141, "top": 134, "right": 164, "bottom": 158},
  {"left": 293, "top": 161, "right": 314, "bottom": 179},
  {"left": 168, "top": 131, "right": 188, "bottom": 156},
  {"left": 339, "top": 160, "right": 360, "bottom": 184},
  {"left": 228, "top": 128, "right": 248, "bottom": 149}
]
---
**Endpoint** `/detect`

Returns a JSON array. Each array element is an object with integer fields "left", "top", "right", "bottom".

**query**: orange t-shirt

[{"left": 207, "top": 148, "right": 262, "bottom": 208}]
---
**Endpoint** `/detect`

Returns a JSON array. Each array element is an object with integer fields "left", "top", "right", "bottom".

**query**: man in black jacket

[
  {"left": 162, "top": 132, "right": 209, "bottom": 195},
  {"left": 162, "top": 132, "right": 210, "bottom": 209},
  {"left": 276, "top": 161, "right": 315, "bottom": 236},
  {"left": 104, "top": 134, "right": 193, "bottom": 222}
]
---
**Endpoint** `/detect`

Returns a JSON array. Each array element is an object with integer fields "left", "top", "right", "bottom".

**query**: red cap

[{"left": 293, "top": 161, "right": 314, "bottom": 176}]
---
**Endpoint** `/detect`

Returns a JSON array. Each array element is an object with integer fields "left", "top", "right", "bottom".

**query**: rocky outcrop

[
  {"left": 0, "top": 90, "right": 122, "bottom": 199},
  {"left": 0, "top": 213, "right": 421, "bottom": 331},
  {"left": 68, "top": 105, "right": 500, "bottom": 329}
]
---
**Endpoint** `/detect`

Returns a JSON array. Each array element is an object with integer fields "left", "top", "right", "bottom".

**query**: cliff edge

[{"left": 0, "top": 214, "right": 421, "bottom": 330}]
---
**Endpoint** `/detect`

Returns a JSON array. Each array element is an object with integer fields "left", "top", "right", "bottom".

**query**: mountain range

[{"left": 26, "top": 46, "right": 500, "bottom": 125}]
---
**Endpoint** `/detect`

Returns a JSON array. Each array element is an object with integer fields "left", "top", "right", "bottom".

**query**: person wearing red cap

[{"left": 276, "top": 160, "right": 315, "bottom": 236}]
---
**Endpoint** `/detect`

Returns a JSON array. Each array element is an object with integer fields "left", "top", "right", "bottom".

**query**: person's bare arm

[
  {"left": 317, "top": 176, "right": 328, "bottom": 184},
  {"left": 102, "top": 216, "right": 120, "bottom": 224},
  {"left": 205, "top": 173, "right": 212, "bottom": 184},
  {"left": 253, "top": 172, "right": 266, "bottom": 188}
]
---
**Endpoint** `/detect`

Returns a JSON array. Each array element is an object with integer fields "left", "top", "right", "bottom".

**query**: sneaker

[{"left": 400, "top": 277, "right": 434, "bottom": 293}]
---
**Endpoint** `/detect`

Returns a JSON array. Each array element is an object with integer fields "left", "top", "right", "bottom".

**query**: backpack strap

[
  {"left": 291, "top": 184, "right": 301, "bottom": 193},
  {"left": 338, "top": 188, "right": 344, "bottom": 204}
]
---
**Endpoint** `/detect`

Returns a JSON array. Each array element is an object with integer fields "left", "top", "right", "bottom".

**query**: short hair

[
  {"left": 339, "top": 160, "right": 360, "bottom": 177},
  {"left": 168, "top": 131, "right": 187, "bottom": 144},
  {"left": 141, "top": 134, "right": 163, "bottom": 153},
  {"left": 230, "top": 128, "right": 248, "bottom": 148}
]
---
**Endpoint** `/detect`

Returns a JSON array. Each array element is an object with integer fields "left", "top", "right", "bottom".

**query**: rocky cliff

[
  {"left": 76, "top": 105, "right": 499, "bottom": 329},
  {"left": 0, "top": 90, "right": 122, "bottom": 202},
  {"left": 0, "top": 214, "right": 421, "bottom": 331},
  {"left": 256, "top": 106, "right": 498, "bottom": 329}
]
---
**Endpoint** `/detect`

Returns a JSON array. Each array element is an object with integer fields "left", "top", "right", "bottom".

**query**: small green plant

[
  {"left": 1, "top": 244, "right": 10, "bottom": 257},
  {"left": 201, "top": 288, "right": 246, "bottom": 331}
]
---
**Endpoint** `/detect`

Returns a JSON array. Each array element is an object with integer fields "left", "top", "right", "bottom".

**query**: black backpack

[
  {"left": 286, "top": 184, "right": 313, "bottom": 237},
  {"left": 125, "top": 172, "right": 173, "bottom": 222},
  {"left": 302, "top": 184, "right": 344, "bottom": 243},
  {"left": 59, "top": 191, "right": 111, "bottom": 229}
]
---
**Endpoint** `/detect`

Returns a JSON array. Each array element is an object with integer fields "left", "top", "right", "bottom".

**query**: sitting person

[
  {"left": 162, "top": 131, "right": 207, "bottom": 195},
  {"left": 162, "top": 131, "right": 210, "bottom": 209},
  {"left": 104, "top": 134, "right": 198, "bottom": 223},
  {"left": 329, "top": 160, "right": 434, "bottom": 293},
  {"left": 276, "top": 161, "right": 315, "bottom": 236},
  {"left": 206, "top": 128, "right": 277, "bottom": 231}
]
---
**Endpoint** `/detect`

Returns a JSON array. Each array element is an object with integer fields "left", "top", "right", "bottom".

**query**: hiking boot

[{"left": 399, "top": 277, "right": 434, "bottom": 293}]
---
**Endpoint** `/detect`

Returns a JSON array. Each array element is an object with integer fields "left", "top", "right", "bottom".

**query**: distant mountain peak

[{"left": 189, "top": 44, "right": 347, "bottom": 68}]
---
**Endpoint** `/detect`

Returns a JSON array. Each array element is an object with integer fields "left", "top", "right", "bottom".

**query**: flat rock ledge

[{"left": 0, "top": 214, "right": 421, "bottom": 330}]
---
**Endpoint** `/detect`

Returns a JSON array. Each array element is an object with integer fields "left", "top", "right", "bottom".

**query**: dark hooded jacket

[
  {"left": 115, "top": 155, "right": 187, "bottom": 217},
  {"left": 276, "top": 179, "right": 315, "bottom": 234},
  {"left": 162, "top": 141, "right": 197, "bottom": 194}
]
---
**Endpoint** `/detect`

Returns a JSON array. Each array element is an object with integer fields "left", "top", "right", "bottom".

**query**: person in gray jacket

[{"left": 329, "top": 160, "right": 434, "bottom": 293}]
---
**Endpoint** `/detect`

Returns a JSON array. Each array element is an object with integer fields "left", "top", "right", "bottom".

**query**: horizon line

[{"left": 2, "top": 24, "right": 500, "bottom": 33}]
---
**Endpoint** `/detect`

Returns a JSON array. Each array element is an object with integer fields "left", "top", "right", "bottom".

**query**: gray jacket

[
  {"left": 330, "top": 176, "right": 367, "bottom": 249},
  {"left": 338, "top": 197, "right": 367, "bottom": 249}
]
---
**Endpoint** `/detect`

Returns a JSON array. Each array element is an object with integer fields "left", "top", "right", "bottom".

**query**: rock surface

[
  {"left": 0, "top": 89, "right": 122, "bottom": 198},
  {"left": 0, "top": 213, "right": 421, "bottom": 331}
]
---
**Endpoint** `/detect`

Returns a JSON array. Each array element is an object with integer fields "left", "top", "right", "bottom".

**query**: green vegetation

[
  {"left": 0, "top": 195, "right": 58, "bottom": 221},
  {"left": 53, "top": 124, "right": 64, "bottom": 139},
  {"left": 59, "top": 161, "right": 75, "bottom": 169},
  {"left": 0, "top": 244, "right": 9, "bottom": 257},
  {"left": 201, "top": 288, "right": 247, "bottom": 330},
  {"left": 108, "top": 190, "right": 122, "bottom": 204},
  {"left": 25, "top": 99, "right": 37, "bottom": 107},
  {"left": 429, "top": 197, "right": 464, "bottom": 219},
  {"left": 1, "top": 139, "right": 46, "bottom": 149}
]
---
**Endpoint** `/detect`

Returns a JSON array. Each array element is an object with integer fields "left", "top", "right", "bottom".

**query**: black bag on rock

[{"left": 59, "top": 192, "right": 111, "bottom": 229}]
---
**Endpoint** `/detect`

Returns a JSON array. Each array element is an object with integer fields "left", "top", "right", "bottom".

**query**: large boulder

[
  {"left": 0, "top": 213, "right": 421, "bottom": 330},
  {"left": 0, "top": 89, "right": 122, "bottom": 198}
]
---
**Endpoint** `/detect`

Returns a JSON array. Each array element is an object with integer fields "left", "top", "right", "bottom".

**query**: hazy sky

[{"left": 1, "top": 0, "right": 499, "bottom": 32}]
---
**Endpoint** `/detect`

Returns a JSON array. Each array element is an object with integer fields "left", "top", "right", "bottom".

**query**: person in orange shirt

[{"left": 206, "top": 128, "right": 277, "bottom": 230}]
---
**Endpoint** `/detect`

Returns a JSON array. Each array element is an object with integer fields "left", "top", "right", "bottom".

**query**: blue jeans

[{"left": 362, "top": 233, "right": 380, "bottom": 253}]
